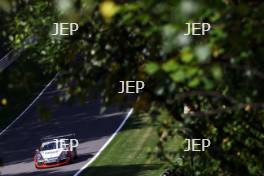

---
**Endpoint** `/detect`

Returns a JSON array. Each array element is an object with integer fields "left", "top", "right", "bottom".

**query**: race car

[{"left": 34, "top": 134, "right": 78, "bottom": 169}]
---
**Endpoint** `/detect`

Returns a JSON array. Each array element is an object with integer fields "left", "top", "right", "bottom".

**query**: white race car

[{"left": 34, "top": 134, "right": 78, "bottom": 169}]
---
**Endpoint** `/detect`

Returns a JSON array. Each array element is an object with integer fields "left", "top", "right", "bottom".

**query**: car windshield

[
  {"left": 40, "top": 139, "right": 70, "bottom": 151},
  {"left": 40, "top": 142, "right": 57, "bottom": 151}
]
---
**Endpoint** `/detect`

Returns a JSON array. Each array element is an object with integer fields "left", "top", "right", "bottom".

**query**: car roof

[{"left": 41, "top": 140, "right": 56, "bottom": 146}]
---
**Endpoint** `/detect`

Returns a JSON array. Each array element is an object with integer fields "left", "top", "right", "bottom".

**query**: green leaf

[
  {"left": 202, "top": 78, "right": 214, "bottom": 90},
  {"left": 162, "top": 60, "right": 178, "bottom": 72},
  {"left": 188, "top": 78, "right": 200, "bottom": 87},
  {"left": 186, "top": 67, "right": 199, "bottom": 77},
  {"left": 145, "top": 62, "right": 160, "bottom": 75},
  {"left": 211, "top": 65, "right": 222, "bottom": 80},
  {"left": 181, "top": 48, "right": 193, "bottom": 63},
  {"left": 170, "top": 70, "right": 185, "bottom": 82}
]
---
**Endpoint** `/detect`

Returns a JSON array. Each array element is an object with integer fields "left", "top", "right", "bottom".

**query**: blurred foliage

[{"left": 1, "top": 0, "right": 264, "bottom": 175}]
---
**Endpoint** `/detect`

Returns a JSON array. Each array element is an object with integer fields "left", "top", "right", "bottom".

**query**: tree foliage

[{"left": 1, "top": 0, "right": 264, "bottom": 175}]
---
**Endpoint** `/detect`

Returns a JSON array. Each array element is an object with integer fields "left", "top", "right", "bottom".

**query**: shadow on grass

[
  {"left": 83, "top": 164, "right": 161, "bottom": 176},
  {"left": 123, "top": 116, "right": 157, "bottom": 132}
]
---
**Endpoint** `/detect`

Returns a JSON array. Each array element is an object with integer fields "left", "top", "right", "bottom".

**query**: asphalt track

[{"left": 0, "top": 81, "right": 130, "bottom": 176}]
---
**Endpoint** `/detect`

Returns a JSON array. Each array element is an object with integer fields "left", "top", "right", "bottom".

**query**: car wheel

[{"left": 73, "top": 149, "right": 78, "bottom": 159}]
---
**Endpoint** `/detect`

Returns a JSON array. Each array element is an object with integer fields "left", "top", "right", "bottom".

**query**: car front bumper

[{"left": 34, "top": 158, "right": 71, "bottom": 169}]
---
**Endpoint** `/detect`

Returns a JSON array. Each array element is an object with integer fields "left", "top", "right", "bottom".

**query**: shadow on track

[
  {"left": 82, "top": 164, "right": 161, "bottom": 176},
  {"left": 4, "top": 170, "right": 78, "bottom": 176}
]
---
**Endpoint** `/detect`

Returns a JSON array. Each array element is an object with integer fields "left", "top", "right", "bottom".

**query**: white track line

[
  {"left": 73, "top": 108, "right": 134, "bottom": 176},
  {"left": 0, "top": 75, "right": 57, "bottom": 136}
]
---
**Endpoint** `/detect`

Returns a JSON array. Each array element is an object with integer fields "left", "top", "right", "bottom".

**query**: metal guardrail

[
  {"left": 0, "top": 35, "right": 37, "bottom": 72},
  {"left": 0, "top": 49, "right": 18, "bottom": 72}
]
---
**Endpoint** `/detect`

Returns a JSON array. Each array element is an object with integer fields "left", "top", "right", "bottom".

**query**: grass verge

[{"left": 81, "top": 113, "right": 182, "bottom": 176}]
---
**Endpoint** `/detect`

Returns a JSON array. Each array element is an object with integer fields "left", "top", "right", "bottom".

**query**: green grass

[{"left": 82, "top": 114, "right": 182, "bottom": 176}]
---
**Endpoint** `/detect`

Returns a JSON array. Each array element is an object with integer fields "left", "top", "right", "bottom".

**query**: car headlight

[{"left": 36, "top": 153, "right": 44, "bottom": 161}]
